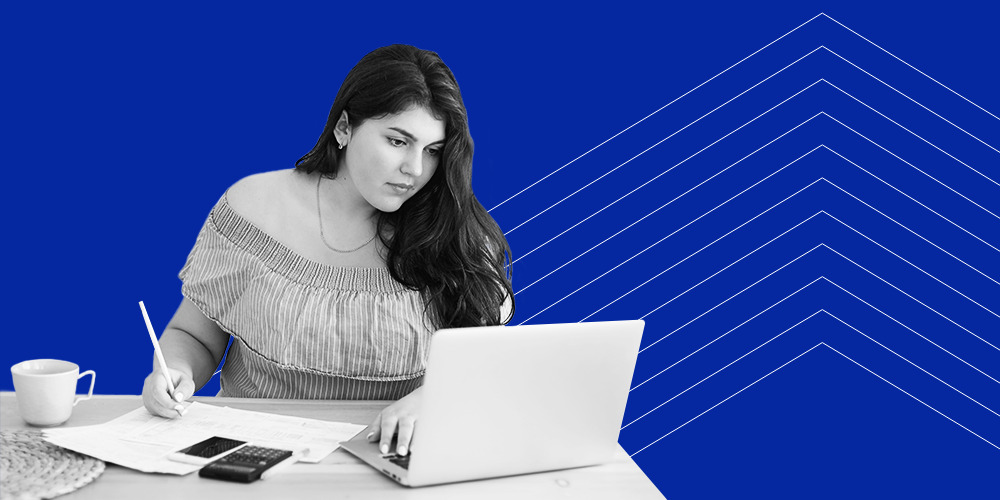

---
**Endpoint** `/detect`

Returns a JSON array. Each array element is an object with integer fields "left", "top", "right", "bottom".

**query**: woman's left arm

[{"left": 367, "top": 386, "right": 423, "bottom": 456}]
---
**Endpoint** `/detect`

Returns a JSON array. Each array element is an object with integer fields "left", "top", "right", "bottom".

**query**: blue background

[{"left": 3, "top": 2, "right": 998, "bottom": 498}]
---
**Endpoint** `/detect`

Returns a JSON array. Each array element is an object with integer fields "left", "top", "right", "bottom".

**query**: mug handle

[{"left": 73, "top": 370, "right": 96, "bottom": 406}]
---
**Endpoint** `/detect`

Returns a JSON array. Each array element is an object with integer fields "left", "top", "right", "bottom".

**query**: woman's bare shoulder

[{"left": 225, "top": 169, "right": 311, "bottom": 228}]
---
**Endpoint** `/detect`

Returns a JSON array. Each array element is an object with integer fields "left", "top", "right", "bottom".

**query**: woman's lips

[{"left": 388, "top": 183, "right": 413, "bottom": 194}]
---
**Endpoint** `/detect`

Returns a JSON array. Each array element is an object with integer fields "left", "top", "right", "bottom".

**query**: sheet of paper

[
  {"left": 44, "top": 408, "right": 202, "bottom": 475},
  {"left": 44, "top": 402, "right": 366, "bottom": 474}
]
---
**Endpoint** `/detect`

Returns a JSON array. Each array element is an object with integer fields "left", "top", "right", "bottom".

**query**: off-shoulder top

[{"left": 178, "top": 193, "right": 433, "bottom": 399}]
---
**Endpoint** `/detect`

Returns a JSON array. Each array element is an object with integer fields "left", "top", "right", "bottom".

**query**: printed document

[{"left": 43, "top": 402, "right": 365, "bottom": 474}]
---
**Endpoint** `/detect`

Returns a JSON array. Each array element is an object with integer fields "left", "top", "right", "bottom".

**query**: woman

[{"left": 141, "top": 44, "right": 514, "bottom": 458}]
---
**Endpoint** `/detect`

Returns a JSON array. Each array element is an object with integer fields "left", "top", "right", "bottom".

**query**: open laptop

[{"left": 339, "top": 320, "right": 644, "bottom": 487}]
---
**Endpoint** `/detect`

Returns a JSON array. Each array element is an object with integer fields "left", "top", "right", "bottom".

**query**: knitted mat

[{"left": 0, "top": 430, "right": 105, "bottom": 500}]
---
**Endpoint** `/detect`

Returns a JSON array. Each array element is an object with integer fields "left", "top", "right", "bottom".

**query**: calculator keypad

[
  {"left": 226, "top": 446, "right": 291, "bottom": 466},
  {"left": 199, "top": 445, "right": 294, "bottom": 483}
]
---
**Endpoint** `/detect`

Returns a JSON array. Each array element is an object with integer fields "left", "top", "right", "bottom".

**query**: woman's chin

[{"left": 371, "top": 198, "right": 405, "bottom": 213}]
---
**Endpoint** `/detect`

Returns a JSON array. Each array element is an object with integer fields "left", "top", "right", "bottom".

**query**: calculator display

[{"left": 177, "top": 436, "right": 248, "bottom": 458}]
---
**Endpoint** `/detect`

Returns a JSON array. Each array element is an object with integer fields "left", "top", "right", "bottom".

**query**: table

[{"left": 0, "top": 393, "right": 663, "bottom": 499}]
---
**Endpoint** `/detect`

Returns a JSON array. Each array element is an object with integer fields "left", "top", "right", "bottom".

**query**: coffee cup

[{"left": 11, "top": 359, "right": 96, "bottom": 427}]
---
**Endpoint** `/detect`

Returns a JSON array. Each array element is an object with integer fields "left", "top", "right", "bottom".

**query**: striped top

[{"left": 178, "top": 193, "right": 433, "bottom": 400}]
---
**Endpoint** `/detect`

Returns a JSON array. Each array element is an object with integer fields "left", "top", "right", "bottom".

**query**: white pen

[{"left": 139, "top": 301, "right": 186, "bottom": 417}]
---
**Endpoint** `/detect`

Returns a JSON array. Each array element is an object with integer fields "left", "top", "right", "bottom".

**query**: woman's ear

[{"left": 334, "top": 111, "right": 351, "bottom": 148}]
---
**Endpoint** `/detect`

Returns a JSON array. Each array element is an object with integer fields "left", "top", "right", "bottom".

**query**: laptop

[{"left": 339, "top": 320, "right": 644, "bottom": 487}]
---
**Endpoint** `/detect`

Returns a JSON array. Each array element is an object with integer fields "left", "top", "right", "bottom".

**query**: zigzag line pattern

[{"left": 487, "top": 13, "right": 1000, "bottom": 498}]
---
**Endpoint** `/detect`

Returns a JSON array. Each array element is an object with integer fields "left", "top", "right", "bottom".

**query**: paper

[{"left": 43, "top": 402, "right": 366, "bottom": 474}]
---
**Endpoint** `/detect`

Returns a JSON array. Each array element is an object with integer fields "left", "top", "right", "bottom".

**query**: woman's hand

[
  {"left": 141, "top": 367, "right": 195, "bottom": 418},
  {"left": 367, "top": 387, "right": 423, "bottom": 456}
]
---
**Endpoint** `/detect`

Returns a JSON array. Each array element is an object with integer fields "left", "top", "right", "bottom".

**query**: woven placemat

[{"left": 1, "top": 429, "right": 105, "bottom": 500}]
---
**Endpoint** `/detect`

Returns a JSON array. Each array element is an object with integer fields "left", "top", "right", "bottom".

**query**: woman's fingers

[
  {"left": 367, "top": 414, "right": 382, "bottom": 443},
  {"left": 368, "top": 389, "right": 422, "bottom": 455},
  {"left": 141, "top": 369, "right": 192, "bottom": 418},
  {"left": 378, "top": 414, "right": 399, "bottom": 455},
  {"left": 394, "top": 417, "right": 415, "bottom": 456},
  {"left": 371, "top": 414, "right": 416, "bottom": 455},
  {"left": 171, "top": 372, "right": 195, "bottom": 406},
  {"left": 142, "top": 372, "right": 178, "bottom": 418}
]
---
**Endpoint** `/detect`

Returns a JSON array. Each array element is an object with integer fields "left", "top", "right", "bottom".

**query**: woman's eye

[
  {"left": 426, "top": 148, "right": 442, "bottom": 157},
  {"left": 388, "top": 138, "right": 406, "bottom": 147}
]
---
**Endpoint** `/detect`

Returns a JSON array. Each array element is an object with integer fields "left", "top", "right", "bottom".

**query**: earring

[{"left": 338, "top": 143, "right": 344, "bottom": 150}]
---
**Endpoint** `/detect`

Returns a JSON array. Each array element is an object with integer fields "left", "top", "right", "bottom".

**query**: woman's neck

[{"left": 319, "top": 173, "right": 379, "bottom": 223}]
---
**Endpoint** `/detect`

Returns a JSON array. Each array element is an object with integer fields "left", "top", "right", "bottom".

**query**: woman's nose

[{"left": 400, "top": 150, "right": 423, "bottom": 177}]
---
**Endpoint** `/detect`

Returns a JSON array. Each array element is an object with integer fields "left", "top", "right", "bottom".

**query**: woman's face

[{"left": 339, "top": 106, "right": 446, "bottom": 213}]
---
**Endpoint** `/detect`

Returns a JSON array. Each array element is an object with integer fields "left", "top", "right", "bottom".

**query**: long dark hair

[{"left": 296, "top": 44, "right": 514, "bottom": 328}]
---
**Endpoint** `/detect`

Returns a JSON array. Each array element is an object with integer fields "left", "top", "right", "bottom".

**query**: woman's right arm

[{"left": 141, "top": 297, "right": 231, "bottom": 417}]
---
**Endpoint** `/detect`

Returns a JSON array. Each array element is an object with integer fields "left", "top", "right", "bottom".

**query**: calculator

[{"left": 198, "top": 445, "right": 294, "bottom": 483}]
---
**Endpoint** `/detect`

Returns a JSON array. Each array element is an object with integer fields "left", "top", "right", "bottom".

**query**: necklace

[{"left": 316, "top": 175, "right": 377, "bottom": 253}]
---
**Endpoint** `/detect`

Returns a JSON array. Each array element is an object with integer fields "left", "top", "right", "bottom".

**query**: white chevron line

[
  {"left": 487, "top": 13, "right": 827, "bottom": 213},
  {"left": 625, "top": 309, "right": 826, "bottom": 429},
  {"left": 513, "top": 98, "right": 826, "bottom": 278},
  {"left": 494, "top": 12, "right": 1000, "bottom": 214},
  {"left": 820, "top": 177, "right": 1000, "bottom": 286},
  {"left": 631, "top": 238, "right": 999, "bottom": 389},
  {"left": 632, "top": 234, "right": 827, "bottom": 338},
  {"left": 822, "top": 48, "right": 1000, "bottom": 160},
  {"left": 822, "top": 277, "right": 1000, "bottom": 380},
  {"left": 629, "top": 303, "right": 1000, "bottom": 428},
  {"left": 514, "top": 107, "right": 825, "bottom": 284},
  {"left": 610, "top": 201, "right": 999, "bottom": 368},
  {"left": 821, "top": 13, "right": 1000, "bottom": 123},
  {"left": 505, "top": 54, "right": 826, "bottom": 237},
  {"left": 494, "top": 14, "right": 999, "bottom": 219},
  {"left": 617, "top": 186, "right": 1000, "bottom": 356},
  {"left": 629, "top": 342, "right": 827, "bottom": 456},
  {"left": 552, "top": 144, "right": 998, "bottom": 323},
  {"left": 514, "top": 167, "right": 827, "bottom": 325},
  {"left": 525, "top": 143, "right": 998, "bottom": 322},
  {"left": 820, "top": 243, "right": 1000, "bottom": 351},
  {"left": 630, "top": 340, "right": 1000, "bottom": 457},
  {"left": 508, "top": 62, "right": 997, "bottom": 254},
  {"left": 820, "top": 71, "right": 1000, "bottom": 181},
  {"left": 824, "top": 205, "right": 1000, "bottom": 308},
  {"left": 821, "top": 342, "right": 1000, "bottom": 452},
  {"left": 515, "top": 98, "right": 996, "bottom": 284},
  {"left": 574, "top": 169, "right": 999, "bottom": 327},
  {"left": 632, "top": 278, "right": 826, "bottom": 393},
  {"left": 822, "top": 118, "right": 1000, "bottom": 227}
]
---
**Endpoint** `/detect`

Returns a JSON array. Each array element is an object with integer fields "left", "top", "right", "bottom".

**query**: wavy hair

[{"left": 295, "top": 44, "right": 513, "bottom": 328}]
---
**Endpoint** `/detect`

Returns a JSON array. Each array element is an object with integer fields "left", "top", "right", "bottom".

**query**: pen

[{"left": 139, "top": 301, "right": 185, "bottom": 417}]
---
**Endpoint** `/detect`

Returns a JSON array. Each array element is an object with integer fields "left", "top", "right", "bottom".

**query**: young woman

[{"left": 141, "top": 44, "right": 514, "bottom": 458}]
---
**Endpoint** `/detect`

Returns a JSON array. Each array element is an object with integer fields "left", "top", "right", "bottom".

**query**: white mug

[{"left": 11, "top": 359, "right": 96, "bottom": 427}]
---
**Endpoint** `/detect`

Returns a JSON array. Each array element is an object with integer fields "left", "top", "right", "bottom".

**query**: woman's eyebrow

[{"left": 388, "top": 127, "right": 445, "bottom": 145}]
